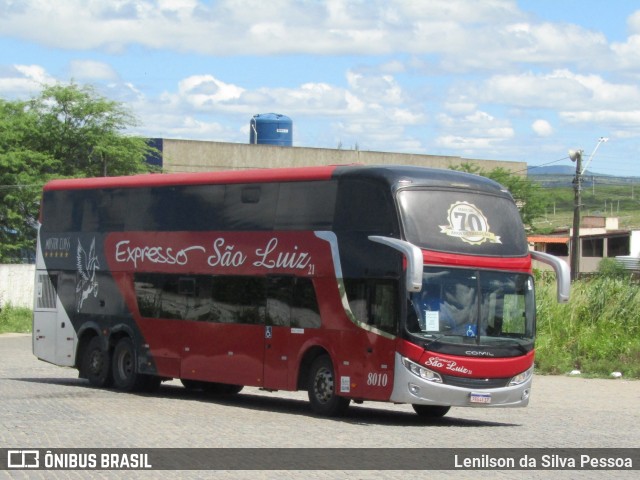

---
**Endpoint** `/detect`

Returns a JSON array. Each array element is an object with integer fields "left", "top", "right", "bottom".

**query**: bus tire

[
  {"left": 181, "top": 378, "right": 204, "bottom": 391},
  {"left": 214, "top": 383, "right": 243, "bottom": 395},
  {"left": 81, "top": 336, "right": 113, "bottom": 388},
  {"left": 412, "top": 404, "right": 450, "bottom": 418},
  {"left": 307, "top": 355, "right": 350, "bottom": 417},
  {"left": 112, "top": 337, "right": 151, "bottom": 392}
]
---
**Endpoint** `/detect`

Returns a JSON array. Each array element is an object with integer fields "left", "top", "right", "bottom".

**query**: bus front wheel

[
  {"left": 307, "top": 356, "right": 350, "bottom": 417},
  {"left": 412, "top": 404, "right": 451, "bottom": 418},
  {"left": 81, "top": 336, "right": 112, "bottom": 388}
]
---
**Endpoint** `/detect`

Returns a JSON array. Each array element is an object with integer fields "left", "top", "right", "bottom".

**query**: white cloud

[
  {"left": 627, "top": 10, "right": 640, "bottom": 34},
  {"left": 435, "top": 135, "right": 495, "bottom": 151},
  {"left": 128, "top": 67, "right": 428, "bottom": 152},
  {"left": 162, "top": 116, "right": 235, "bottom": 141},
  {"left": 476, "top": 70, "right": 640, "bottom": 111},
  {"left": 69, "top": 60, "right": 119, "bottom": 81},
  {"left": 611, "top": 34, "right": 640, "bottom": 70},
  {"left": 0, "top": 0, "right": 613, "bottom": 70},
  {"left": 444, "top": 101, "right": 477, "bottom": 115},
  {"left": 346, "top": 71, "right": 405, "bottom": 105},
  {"left": 177, "top": 75, "right": 245, "bottom": 108},
  {"left": 559, "top": 110, "right": 640, "bottom": 125},
  {"left": 454, "top": 69, "right": 640, "bottom": 146},
  {"left": 0, "top": 64, "right": 55, "bottom": 97},
  {"left": 3, "top": 2, "right": 640, "bottom": 168},
  {"left": 434, "top": 110, "right": 515, "bottom": 154},
  {"left": 14, "top": 64, "right": 51, "bottom": 84},
  {"left": 532, "top": 119, "right": 553, "bottom": 137}
]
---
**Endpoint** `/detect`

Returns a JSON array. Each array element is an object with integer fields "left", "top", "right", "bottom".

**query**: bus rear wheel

[
  {"left": 112, "top": 337, "right": 159, "bottom": 392},
  {"left": 412, "top": 404, "right": 451, "bottom": 418},
  {"left": 81, "top": 336, "right": 112, "bottom": 388},
  {"left": 307, "top": 356, "right": 350, "bottom": 417}
]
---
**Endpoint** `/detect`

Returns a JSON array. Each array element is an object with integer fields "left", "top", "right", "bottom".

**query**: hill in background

[
  {"left": 523, "top": 166, "right": 640, "bottom": 231},
  {"left": 528, "top": 165, "right": 638, "bottom": 188}
]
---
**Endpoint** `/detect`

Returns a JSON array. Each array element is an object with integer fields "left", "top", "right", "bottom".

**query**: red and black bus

[{"left": 33, "top": 165, "right": 569, "bottom": 417}]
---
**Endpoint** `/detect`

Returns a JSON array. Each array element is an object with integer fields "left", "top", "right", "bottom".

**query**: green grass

[
  {"left": 0, "top": 304, "right": 32, "bottom": 334},
  {"left": 535, "top": 272, "right": 640, "bottom": 378}
]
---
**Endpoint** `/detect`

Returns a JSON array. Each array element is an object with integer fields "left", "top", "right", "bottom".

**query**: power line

[{"left": 517, "top": 156, "right": 571, "bottom": 175}]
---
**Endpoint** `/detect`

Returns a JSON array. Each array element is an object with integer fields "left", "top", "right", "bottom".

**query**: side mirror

[
  {"left": 530, "top": 250, "right": 571, "bottom": 303},
  {"left": 369, "top": 236, "right": 423, "bottom": 293}
]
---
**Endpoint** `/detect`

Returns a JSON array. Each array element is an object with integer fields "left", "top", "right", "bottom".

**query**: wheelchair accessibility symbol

[{"left": 466, "top": 324, "right": 477, "bottom": 337}]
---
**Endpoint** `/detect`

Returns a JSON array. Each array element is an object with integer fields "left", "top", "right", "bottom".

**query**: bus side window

[
  {"left": 291, "top": 278, "right": 321, "bottom": 328},
  {"left": 267, "top": 277, "right": 293, "bottom": 327},
  {"left": 344, "top": 280, "right": 368, "bottom": 324},
  {"left": 266, "top": 277, "right": 321, "bottom": 328},
  {"left": 371, "top": 281, "right": 398, "bottom": 335},
  {"left": 344, "top": 279, "right": 398, "bottom": 335},
  {"left": 211, "top": 277, "right": 266, "bottom": 324}
]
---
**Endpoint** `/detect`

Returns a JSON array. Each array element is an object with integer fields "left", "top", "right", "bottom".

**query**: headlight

[
  {"left": 401, "top": 357, "right": 443, "bottom": 383},
  {"left": 509, "top": 366, "right": 534, "bottom": 386}
]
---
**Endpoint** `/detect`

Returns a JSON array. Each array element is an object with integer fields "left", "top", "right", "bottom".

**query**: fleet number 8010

[{"left": 366, "top": 372, "right": 388, "bottom": 387}]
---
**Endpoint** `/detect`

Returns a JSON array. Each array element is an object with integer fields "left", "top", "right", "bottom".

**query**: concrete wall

[
  {"left": 160, "top": 140, "right": 527, "bottom": 175},
  {"left": 0, "top": 264, "right": 34, "bottom": 308}
]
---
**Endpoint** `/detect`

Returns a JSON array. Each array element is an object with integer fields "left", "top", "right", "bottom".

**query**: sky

[{"left": 1, "top": 0, "right": 639, "bottom": 177}]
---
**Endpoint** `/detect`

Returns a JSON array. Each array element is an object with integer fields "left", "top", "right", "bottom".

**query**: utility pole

[
  {"left": 569, "top": 149, "right": 583, "bottom": 281},
  {"left": 568, "top": 137, "right": 608, "bottom": 282}
]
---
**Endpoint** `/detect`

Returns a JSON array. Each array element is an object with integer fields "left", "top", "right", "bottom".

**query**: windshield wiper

[{"left": 421, "top": 334, "right": 445, "bottom": 349}]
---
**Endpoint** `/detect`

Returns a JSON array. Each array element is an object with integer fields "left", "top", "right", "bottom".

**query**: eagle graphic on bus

[{"left": 76, "top": 237, "right": 99, "bottom": 312}]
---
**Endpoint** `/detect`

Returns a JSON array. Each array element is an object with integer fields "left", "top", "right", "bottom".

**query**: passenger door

[
  {"left": 346, "top": 279, "right": 398, "bottom": 401},
  {"left": 33, "top": 271, "right": 76, "bottom": 366},
  {"left": 263, "top": 277, "right": 293, "bottom": 390}
]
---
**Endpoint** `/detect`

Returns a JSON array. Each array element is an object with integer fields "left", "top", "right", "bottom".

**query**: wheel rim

[
  {"left": 313, "top": 366, "right": 334, "bottom": 404},
  {"left": 89, "top": 349, "right": 103, "bottom": 376},
  {"left": 116, "top": 349, "right": 133, "bottom": 380}
]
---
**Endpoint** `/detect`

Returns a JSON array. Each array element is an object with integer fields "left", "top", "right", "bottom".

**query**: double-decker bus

[{"left": 33, "top": 165, "right": 569, "bottom": 417}]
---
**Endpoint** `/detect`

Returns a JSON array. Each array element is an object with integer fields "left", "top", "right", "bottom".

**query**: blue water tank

[{"left": 250, "top": 113, "right": 292, "bottom": 146}]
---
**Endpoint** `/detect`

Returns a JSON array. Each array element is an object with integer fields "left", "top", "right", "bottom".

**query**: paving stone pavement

[{"left": 1, "top": 334, "right": 638, "bottom": 479}]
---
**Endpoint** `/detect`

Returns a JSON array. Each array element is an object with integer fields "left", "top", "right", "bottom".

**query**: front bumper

[{"left": 389, "top": 352, "right": 532, "bottom": 408}]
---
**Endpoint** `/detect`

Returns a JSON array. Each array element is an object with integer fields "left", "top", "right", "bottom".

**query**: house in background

[{"left": 528, "top": 216, "right": 640, "bottom": 274}]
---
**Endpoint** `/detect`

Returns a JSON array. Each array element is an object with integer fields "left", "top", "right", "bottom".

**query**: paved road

[{"left": 1, "top": 334, "right": 638, "bottom": 479}]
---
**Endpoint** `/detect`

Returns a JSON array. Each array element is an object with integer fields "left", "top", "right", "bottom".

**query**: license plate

[{"left": 470, "top": 392, "right": 491, "bottom": 404}]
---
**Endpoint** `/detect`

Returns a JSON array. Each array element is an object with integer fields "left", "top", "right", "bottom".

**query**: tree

[
  {"left": 28, "top": 83, "right": 153, "bottom": 177},
  {"left": 451, "top": 163, "right": 547, "bottom": 231},
  {"left": 0, "top": 99, "right": 58, "bottom": 261},
  {"left": 0, "top": 83, "right": 157, "bottom": 262}
]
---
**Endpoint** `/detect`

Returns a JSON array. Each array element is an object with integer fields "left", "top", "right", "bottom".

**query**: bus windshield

[
  {"left": 397, "top": 188, "right": 529, "bottom": 257},
  {"left": 407, "top": 267, "right": 535, "bottom": 349}
]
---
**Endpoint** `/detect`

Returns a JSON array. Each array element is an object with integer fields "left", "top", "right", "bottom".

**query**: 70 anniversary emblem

[{"left": 439, "top": 201, "right": 501, "bottom": 245}]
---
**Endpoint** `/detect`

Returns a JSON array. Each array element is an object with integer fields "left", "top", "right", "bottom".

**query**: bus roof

[
  {"left": 334, "top": 165, "right": 508, "bottom": 195},
  {"left": 43, "top": 164, "right": 509, "bottom": 196},
  {"left": 43, "top": 165, "right": 338, "bottom": 191}
]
